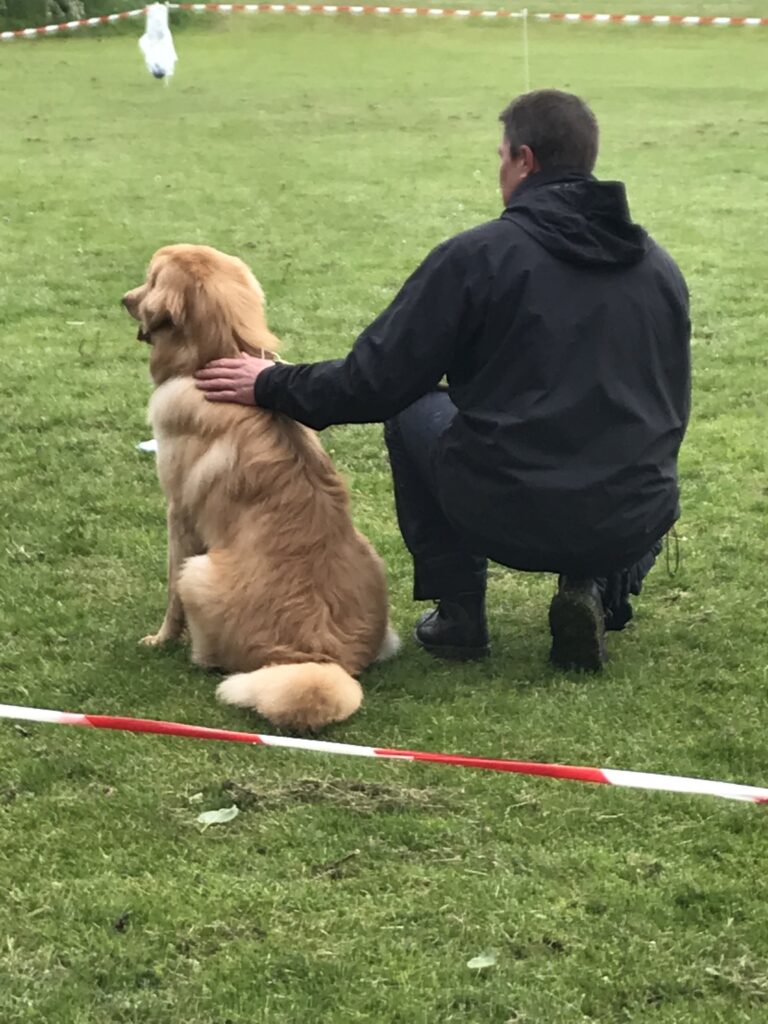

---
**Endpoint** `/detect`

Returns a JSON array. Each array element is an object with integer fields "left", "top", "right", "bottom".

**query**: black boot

[
  {"left": 413, "top": 592, "right": 490, "bottom": 661},
  {"left": 548, "top": 576, "right": 606, "bottom": 672}
]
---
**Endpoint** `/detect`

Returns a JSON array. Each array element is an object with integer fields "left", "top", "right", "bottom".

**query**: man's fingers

[
  {"left": 195, "top": 364, "right": 244, "bottom": 380},
  {"left": 202, "top": 390, "right": 240, "bottom": 403},
  {"left": 194, "top": 353, "right": 261, "bottom": 407},
  {"left": 196, "top": 375, "right": 244, "bottom": 391}
]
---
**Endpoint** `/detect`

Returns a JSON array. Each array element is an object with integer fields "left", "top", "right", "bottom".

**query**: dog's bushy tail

[{"left": 216, "top": 662, "right": 362, "bottom": 733}]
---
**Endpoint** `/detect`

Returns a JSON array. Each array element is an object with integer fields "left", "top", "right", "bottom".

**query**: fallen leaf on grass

[
  {"left": 467, "top": 951, "right": 497, "bottom": 970},
  {"left": 197, "top": 805, "right": 239, "bottom": 830}
]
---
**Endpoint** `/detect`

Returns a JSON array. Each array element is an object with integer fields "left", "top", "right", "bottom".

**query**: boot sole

[
  {"left": 412, "top": 629, "right": 490, "bottom": 662},
  {"left": 548, "top": 591, "right": 605, "bottom": 673}
]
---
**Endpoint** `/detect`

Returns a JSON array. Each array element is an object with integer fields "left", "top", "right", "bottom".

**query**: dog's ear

[
  {"left": 142, "top": 268, "right": 186, "bottom": 334},
  {"left": 226, "top": 278, "right": 282, "bottom": 358},
  {"left": 183, "top": 262, "right": 280, "bottom": 361}
]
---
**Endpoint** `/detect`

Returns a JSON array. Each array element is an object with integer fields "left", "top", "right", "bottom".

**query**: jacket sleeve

[{"left": 254, "top": 238, "right": 483, "bottom": 430}]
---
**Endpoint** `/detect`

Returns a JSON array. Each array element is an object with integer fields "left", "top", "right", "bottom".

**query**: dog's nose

[{"left": 121, "top": 296, "right": 130, "bottom": 309}]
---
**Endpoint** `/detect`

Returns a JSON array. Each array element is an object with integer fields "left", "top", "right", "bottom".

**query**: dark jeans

[{"left": 383, "top": 391, "right": 663, "bottom": 631}]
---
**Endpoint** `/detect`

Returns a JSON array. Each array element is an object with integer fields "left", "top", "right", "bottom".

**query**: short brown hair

[{"left": 499, "top": 90, "right": 599, "bottom": 174}]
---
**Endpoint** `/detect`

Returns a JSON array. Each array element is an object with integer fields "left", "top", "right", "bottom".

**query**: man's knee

[
  {"left": 383, "top": 416, "right": 406, "bottom": 468},
  {"left": 383, "top": 414, "right": 401, "bottom": 448},
  {"left": 385, "top": 392, "right": 455, "bottom": 450}
]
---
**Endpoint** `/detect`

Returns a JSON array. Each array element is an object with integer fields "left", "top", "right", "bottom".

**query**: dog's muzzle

[{"left": 137, "top": 326, "right": 152, "bottom": 343}]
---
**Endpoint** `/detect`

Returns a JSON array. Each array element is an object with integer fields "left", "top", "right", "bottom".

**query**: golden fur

[{"left": 122, "top": 244, "right": 398, "bottom": 732}]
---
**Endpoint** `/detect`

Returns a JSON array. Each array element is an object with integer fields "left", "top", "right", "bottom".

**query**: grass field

[{"left": 1, "top": 8, "right": 768, "bottom": 1023}]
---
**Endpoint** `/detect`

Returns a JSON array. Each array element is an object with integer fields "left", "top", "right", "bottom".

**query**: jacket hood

[{"left": 502, "top": 170, "right": 649, "bottom": 267}]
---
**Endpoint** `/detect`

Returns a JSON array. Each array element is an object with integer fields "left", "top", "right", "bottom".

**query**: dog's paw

[
  {"left": 375, "top": 623, "right": 402, "bottom": 662},
  {"left": 139, "top": 632, "right": 171, "bottom": 647}
]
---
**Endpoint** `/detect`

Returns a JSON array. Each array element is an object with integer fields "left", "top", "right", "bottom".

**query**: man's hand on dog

[{"left": 195, "top": 353, "right": 272, "bottom": 405}]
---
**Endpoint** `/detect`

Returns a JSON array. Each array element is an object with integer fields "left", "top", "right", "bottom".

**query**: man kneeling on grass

[{"left": 195, "top": 89, "right": 691, "bottom": 672}]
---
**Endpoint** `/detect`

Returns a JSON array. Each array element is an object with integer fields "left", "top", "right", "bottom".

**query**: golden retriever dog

[{"left": 122, "top": 244, "right": 399, "bottom": 732}]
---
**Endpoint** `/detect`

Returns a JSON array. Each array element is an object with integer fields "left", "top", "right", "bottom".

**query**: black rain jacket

[{"left": 255, "top": 170, "right": 691, "bottom": 574}]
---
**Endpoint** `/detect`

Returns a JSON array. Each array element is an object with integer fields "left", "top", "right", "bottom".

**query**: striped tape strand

[
  {"left": 3, "top": 5, "right": 767, "bottom": 38},
  {"left": 1, "top": 703, "right": 767, "bottom": 804}
]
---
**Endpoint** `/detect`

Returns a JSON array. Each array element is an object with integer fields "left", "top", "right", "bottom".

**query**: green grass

[{"left": 1, "top": 12, "right": 768, "bottom": 1024}]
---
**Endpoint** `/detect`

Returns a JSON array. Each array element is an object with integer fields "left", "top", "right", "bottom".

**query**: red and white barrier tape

[
  {"left": 2, "top": 4, "right": 767, "bottom": 39},
  {"left": 172, "top": 3, "right": 768, "bottom": 26},
  {"left": 171, "top": 3, "right": 525, "bottom": 18},
  {"left": 536, "top": 10, "right": 768, "bottom": 23},
  {"left": 1, "top": 702, "right": 767, "bottom": 804},
  {"left": 1, "top": 7, "right": 144, "bottom": 40}
]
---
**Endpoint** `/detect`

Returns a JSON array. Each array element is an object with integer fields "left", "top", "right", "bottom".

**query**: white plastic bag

[{"left": 139, "top": 3, "right": 178, "bottom": 81}]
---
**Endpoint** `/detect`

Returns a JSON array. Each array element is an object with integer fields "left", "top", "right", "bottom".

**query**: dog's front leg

[{"left": 141, "top": 505, "right": 199, "bottom": 647}]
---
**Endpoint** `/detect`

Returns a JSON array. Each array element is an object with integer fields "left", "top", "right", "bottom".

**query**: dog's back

[{"left": 151, "top": 375, "right": 388, "bottom": 667}]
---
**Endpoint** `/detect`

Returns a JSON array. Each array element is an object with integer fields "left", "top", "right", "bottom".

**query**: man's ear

[{"left": 518, "top": 144, "right": 540, "bottom": 175}]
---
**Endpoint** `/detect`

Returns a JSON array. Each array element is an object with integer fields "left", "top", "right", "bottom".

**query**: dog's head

[{"left": 122, "top": 244, "right": 279, "bottom": 384}]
